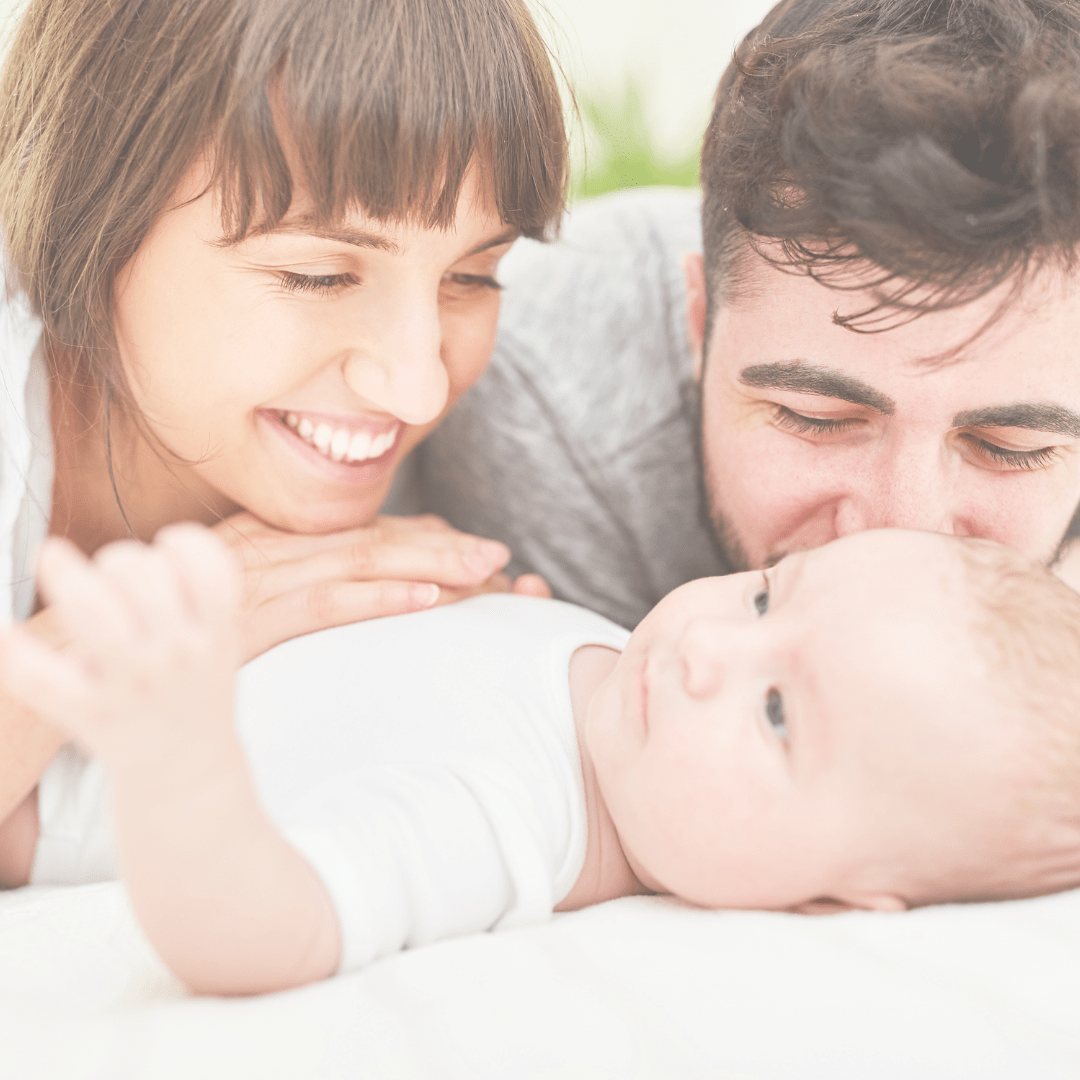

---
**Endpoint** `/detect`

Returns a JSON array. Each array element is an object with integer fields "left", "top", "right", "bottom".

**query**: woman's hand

[{"left": 213, "top": 512, "right": 550, "bottom": 661}]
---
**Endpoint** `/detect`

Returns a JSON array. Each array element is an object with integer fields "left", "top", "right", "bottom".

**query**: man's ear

[
  {"left": 792, "top": 893, "right": 909, "bottom": 915},
  {"left": 683, "top": 251, "right": 707, "bottom": 381}
]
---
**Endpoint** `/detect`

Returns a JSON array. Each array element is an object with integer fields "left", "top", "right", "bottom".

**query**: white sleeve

[
  {"left": 0, "top": 287, "right": 49, "bottom": 625},
  {"left": 282, "top": 759, "right": 562, "bottom": 973},
  {"left": 30, "top": 743, "right": 119, "bottom": 886}
]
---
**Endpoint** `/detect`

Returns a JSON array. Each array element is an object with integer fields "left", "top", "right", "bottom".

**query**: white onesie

[{"left": 32, "top": 594, "right": 630, "bottom": 972}]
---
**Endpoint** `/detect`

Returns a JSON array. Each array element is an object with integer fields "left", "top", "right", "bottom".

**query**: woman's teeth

[{"left": 283, "top": 412, "right": 396, "bottom": 463}]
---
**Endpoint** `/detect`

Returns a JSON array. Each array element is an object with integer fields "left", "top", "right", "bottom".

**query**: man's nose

[
  {"left": 341, "top": 296, "right": 448, "bottom": 426},
  {"left": 677, "top": 617, "right": 733, "bottom": 700},
  {"left": 834, "top": 445, "right": 958, "bottom": 538}
]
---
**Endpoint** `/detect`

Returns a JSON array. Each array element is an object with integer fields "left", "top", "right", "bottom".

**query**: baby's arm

[{"left": 0, "top": 527, "right": 340, "bottom": 995}]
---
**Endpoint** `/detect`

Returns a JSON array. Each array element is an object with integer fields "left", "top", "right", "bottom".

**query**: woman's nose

[
  {"left": 677, "top": 617, "right": 730, "bottom": 700},
  {"left": 341, "top": 299, "right": 448, "bottom": 426}
]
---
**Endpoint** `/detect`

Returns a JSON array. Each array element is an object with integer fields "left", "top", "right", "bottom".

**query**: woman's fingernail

[{"left": 410, "top": 583, "right": 440, "bottom": 608}]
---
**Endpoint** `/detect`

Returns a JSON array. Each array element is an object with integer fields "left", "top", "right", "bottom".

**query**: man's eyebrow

[
  {"left": 739, "top": 362, "right": 896, "bottom": 415},
  {"left": 951, "top": 403, "right": 1080, "bottom": 439}
]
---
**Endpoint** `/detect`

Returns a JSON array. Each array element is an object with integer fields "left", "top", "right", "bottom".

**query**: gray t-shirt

[{"left": 386, "top": 187, "right": 730, "bottom": 628}]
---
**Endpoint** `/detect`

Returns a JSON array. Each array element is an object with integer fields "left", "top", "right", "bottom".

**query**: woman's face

[{"left": 112, "top": 163, "right": 516, "bottom": 533}]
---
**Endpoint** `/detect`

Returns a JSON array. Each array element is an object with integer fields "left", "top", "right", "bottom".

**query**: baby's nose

[{"left": 678, "top": 618, "right": 728, "bottom": 699}]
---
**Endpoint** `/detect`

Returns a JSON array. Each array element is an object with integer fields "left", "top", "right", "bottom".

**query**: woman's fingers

[
  {"left": 511, "top": 573, "right": 553, "bottom": 599},
  {"left": 215, "top": 512, "right": 509, "bottom": 582},
  {"left": 434, "top": 572, "right": 554, "bottom": 608},
  {"left": 243, "top": 580, "right": 440, "bottom": 659},
  {"left": 208, "top": 511, "right": 522, "bottom": 659},
  {"left": 376, "top": 513, "right": 457, "bottom": 534},
  {"left": 434, "top": 573, "right": 512, "bottom": 607},
  {"left": 240, "top": 534, "right": 510, "bottom": 605}
]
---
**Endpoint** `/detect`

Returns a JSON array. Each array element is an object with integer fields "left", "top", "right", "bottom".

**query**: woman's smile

[
  {"left": 279, "top": 410, "right": 400, "bottom": 465},
  {"left": 263, "top": 408, "right": 402, "bottom": 475},
  {"left": 256, "top": 408, "right": 403, "bottom": 491}
]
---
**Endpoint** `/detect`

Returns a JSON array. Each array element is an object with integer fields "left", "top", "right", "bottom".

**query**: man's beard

[{"left": 686, "top": 378, "right": 752, "bottom": 574}]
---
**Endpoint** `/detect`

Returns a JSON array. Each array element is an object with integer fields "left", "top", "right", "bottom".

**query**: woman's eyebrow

[
  {"left": 227, "top": 216, "right": 400, "bottom": 254},
  {"left": 464, "top": 228, "right": 520, "bottom": 256},
  {"left": 257, "top": 219, "right": 400, "bottom": 253},
  {"left": 951, "top": 402, "right": 1080, "bottom": 438},
  {"left": 230, "top": 221, "right": 518, "bottom": 258},
  {"left": 739, "top": 361, "right": 896, "bottom": 414}
]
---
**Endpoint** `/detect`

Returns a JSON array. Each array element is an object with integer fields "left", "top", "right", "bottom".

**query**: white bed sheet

[{"left": 2, "top": 881, "right": 1079, "bottom": 1080}]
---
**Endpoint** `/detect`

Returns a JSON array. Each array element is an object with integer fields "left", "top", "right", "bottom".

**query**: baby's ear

[{"left": 793, "top": 893, "right": 908, "bottom": 915}]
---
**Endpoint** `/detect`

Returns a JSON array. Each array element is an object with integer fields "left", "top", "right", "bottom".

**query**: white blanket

[{"left": 2, "top": 882, "right": 1079, "bottom": 1079}]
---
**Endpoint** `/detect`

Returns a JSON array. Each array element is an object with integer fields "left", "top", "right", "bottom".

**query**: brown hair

[
  {"left": 0, "top": 0, "right": 568, "bottom": 389},
  {"left": 700, "top": 0, "right": 1080, "bottom": 342}
]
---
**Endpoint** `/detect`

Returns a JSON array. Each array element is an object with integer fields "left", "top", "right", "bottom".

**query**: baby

[{"left": 1, "top": 525, "right": 1080, "bottom": 996}]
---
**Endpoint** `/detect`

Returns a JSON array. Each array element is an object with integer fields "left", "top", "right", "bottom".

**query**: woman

[{"left": 0, "top": 0, "right": 566, "bottom": 881}]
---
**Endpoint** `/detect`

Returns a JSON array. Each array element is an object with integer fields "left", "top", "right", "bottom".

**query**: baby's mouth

[{"left": 277, "top": 410, "right": 400, "bottom": 464}]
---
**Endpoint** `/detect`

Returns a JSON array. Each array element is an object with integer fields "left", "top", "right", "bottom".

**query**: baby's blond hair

[{"left": 947, "top": 538, "right": 1080, "bottom": 901}]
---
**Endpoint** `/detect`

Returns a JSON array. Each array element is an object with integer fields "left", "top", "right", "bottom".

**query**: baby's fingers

[
  {"left": 35, "top": 539, "right": 140, "bottom": 666},
  {"left": 155, "top": 524, "right": 242, "bottom": 630},
  {"left": 0, "top": 629, "right": 95, "bottom": 735},
  {"left": 95, "top": 541, "right": 189, "bottom": 637}
]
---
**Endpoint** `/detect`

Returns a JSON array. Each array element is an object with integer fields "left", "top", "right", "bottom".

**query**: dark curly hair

[{"left": 701, "top": 0, "right": 1080, "bottom": 343}]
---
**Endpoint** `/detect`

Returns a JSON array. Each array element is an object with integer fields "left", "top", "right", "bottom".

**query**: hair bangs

[{"left": 212, "top": 0, "right": 567, "bottom": 243}]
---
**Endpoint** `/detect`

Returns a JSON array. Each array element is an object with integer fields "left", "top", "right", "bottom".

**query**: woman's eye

[
  {"left": 441, "top": 272, "right": 503, "bottom": 292},
  {"left": 279, "top": 271, "right": 357, "bottom": 295},
  {"left": 773, "top": 406, "right": 864, "bottom": 437},
  {"left": 753, "top": 587, "right": 769, "bottom": 616},
  {"left": 765, "top": 688, "right": 787, "bottom": 739}
]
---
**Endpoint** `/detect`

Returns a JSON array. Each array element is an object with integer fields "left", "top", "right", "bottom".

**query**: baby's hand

[{"left": 0, "top": 525, "right": 242, "bottom": 770}]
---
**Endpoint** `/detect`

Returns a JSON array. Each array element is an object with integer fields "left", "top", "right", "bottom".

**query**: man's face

[{"left": 685, "top": 250, "right": 1080, "bottom": 570}]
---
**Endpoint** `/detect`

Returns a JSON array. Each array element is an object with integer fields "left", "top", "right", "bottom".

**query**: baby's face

[{"left": 584, "top": 529, "right": 1022, "bottom": 911}]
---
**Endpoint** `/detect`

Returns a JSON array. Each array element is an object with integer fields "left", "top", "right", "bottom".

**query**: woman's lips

[{"left": 274, "top": 409, "right": 401, "bottom": 465}]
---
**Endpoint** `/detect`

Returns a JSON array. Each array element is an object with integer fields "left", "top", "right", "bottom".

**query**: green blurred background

[
  {"left": 539, "top": 0, "right": 775, "bottom": 200},
  {"left": 573, "top": 80, "right": 702, "bottom": 200}
]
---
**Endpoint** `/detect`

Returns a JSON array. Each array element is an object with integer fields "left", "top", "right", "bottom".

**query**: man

[{"left": 389, "top": 0, "right": 1080, "bottom": 626}]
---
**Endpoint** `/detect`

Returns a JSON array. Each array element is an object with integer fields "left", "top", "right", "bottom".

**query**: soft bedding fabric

[{"left": 2, "top": 881, "right": 1078, "bottom": 1080}]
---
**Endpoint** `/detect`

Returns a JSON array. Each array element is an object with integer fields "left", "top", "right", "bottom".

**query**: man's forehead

[{"left": 723, "top": 236, "right": 1080, "bottom": 323}]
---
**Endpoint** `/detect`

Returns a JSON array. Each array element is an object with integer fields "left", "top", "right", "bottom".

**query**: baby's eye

[
  {"left": 765, "top": 688, "right": 787, "bottom": 739},
  {"left": 753, "top": 585, "right": 769, "bottom": 616}
]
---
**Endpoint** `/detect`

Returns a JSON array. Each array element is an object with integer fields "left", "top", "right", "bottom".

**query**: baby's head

[{"left": 585, "top": 529, "right": 1080, "bottom": 913}]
